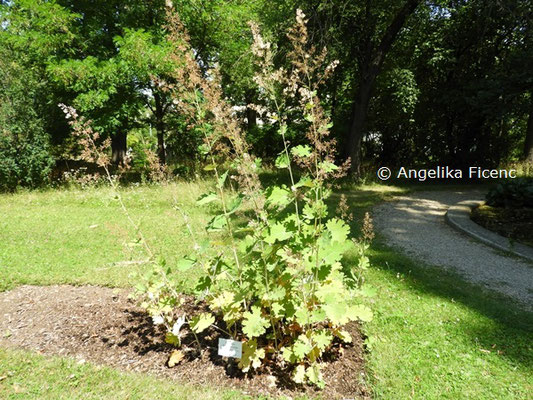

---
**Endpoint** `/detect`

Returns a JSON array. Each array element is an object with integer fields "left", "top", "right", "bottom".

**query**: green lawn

[
  {"left": 0, "top": 348, "right": 247, "bottom": 400},
  {"left": 0, "top": 182, "right": 531, "bottom": 399},
  {"left": 0, "top": 183, "right": 210, "bottom": 291}
]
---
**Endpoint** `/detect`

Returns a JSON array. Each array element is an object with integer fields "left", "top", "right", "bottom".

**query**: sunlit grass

[
  {"left": 0, "top": 182, "right": 210, "bottom": 291},
  {"left": 0, "top": 348, "right": 249, "bottom": 400}
]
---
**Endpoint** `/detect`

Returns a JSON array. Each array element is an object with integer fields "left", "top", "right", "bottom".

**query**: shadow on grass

[{"left": 367, "top": 241, "right": 532, "bottom": 367}]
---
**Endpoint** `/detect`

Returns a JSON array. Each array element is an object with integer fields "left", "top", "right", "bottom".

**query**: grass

[
  {"left": 1, "top": 181, "right": 532, "bottom": 399},
  {"left": 0, "top": 182, "right": 211, "bottom": 291},
  {"left": 0, "top": 348, "right": 248, "bottom": 400},
  {"left": 362, "top": 245, "right": 532, "bottom": 399}
]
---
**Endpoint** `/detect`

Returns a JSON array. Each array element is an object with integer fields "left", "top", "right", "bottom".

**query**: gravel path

[{"left": 373, "top": 190, "right": 533, "bottom": 311}]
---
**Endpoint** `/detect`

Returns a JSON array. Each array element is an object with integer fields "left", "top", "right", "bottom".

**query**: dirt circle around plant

[{"left": 0, "top": 285, "right": 370, "bottom": 399}]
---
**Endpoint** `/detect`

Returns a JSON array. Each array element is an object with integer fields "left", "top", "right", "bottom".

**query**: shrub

[
  {"left": 0, "top": 64, "right": 54, "bottom": 191},
  {"left": 486, "top": 177, "right": 533, "bottom": 208}
]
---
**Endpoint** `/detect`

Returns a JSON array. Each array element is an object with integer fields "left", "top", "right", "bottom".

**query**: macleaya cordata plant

[
  {"left": 133, "top": 5, "right": 374, "bottom": 388},
  {"left": 58, "top": 105, "right": 154, "bottom": 259},
  {"left": 59, "top": 103, "right": 187, "bottom": 342}
]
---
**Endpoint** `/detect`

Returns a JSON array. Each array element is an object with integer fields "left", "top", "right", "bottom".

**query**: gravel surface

[{"left": 373, "top": 190, "right": 533, "bottom": 311}]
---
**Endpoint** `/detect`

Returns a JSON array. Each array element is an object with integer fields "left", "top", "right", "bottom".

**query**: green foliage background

[{"left": 1, "top": 0, "right": 532, "bottom": 187}]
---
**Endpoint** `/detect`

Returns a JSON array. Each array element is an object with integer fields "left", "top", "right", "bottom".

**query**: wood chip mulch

[{"left": 0, "top": 285, "right": 370, "bottom": 399}]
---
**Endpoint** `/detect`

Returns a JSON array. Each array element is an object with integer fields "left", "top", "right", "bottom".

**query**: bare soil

[
  {"left": 471, "top": 205, "right": 533, "bottom": 247},
  {"left": 0, "top": 285, "right": 370, "bottom": 399}
]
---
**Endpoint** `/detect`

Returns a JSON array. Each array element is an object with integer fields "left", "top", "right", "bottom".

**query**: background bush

[
  {"left": 0, "top": 62, "right": 54, "bottom": 191},
  {"left": 486, "top": 177, "right": 533, "bottom": 208}
]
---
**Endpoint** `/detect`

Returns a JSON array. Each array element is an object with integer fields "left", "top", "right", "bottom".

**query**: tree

[
  {"left": 0, "top": 50, "right": 54, "bottom": 190},
  {"left": 257, "top": 0, "right": 422, "bottom": 174},
  {"left": 0, "top": 0, "right": 77, "bottom": 189},
  {"left": 49, "top": 0, "right": 168, "bottom": 164},
  {"left": 344, "top": 0, "right": 421, "bottom": 176},
  {"left": 173, "top": 0, "right": 262, "bottom": 123}
]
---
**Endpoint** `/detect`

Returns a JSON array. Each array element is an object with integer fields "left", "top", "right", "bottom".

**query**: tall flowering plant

[{"left": 133, "top": 7, "right": 373, "bottom": 388}]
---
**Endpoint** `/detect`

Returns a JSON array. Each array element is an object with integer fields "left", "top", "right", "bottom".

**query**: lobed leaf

[
  {"left": 189, "top": 312, "right": 215, "bottom": 334},
  {"left": 242, "top": 306, "right": 269, "bottom": 338}
]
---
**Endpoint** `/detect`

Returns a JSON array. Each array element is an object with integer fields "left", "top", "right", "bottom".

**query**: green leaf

[
  {"left": 293, "top": 335, "right": 312, "bottom": 360},
  {"left": 264, "top": 222, "right": 292, "bottom": 244},
  {"left": 318, "top": 239, "right": 351, "bottom": 264},
  {"left": 294, "top": 307, "right": 312, "bottom": 325},
  {"left": 242, "top": 306, "right": 269, "bottom": 338},
  {"left": 206, "top": 214, "right": 227, "bottom": 232},
  {"left": 238, "top": 339, "right": 265, "bottom": 372},
  {"left": 210, "top": 291, "right": 235, "bottom": 310},
  {"left": 319, "top": 161, "right": 339, "bottom": 173},
  {"left": 227, "top": 194, "right": 244, "bottom": 214},
  {"left": 266, "top": 186, "right": 291, "bottom": 208},
  {"left": 282, "top": 346, "right": 296, "bottom": 363},
  {"left": 271, "top": 302, "right": 285, "bottom": 318},
  {"left": 217, "top": 170, "right": 229, "bottom": 188},
  {"left": 294, "top": 176, "right": 314, "bottom": 188},
  {"left": 312, "top": 330, "right": 333, "bottom": 351},
  {"left": 306, "top": 364, "right": 325, "bottom": 388},
  {"left": 350, "top": 304, "right": 373, "bottom": 322},
  {"left": 302, "top": 200, "right": 327, "bottom": 220},
  {"left": 334, "top": 329, "right": 352, "bottom": 343},
  {"left": 322, "top": 299, "right": 350, "bottom": 325},
  {"left": 196, "top": 192, "right": 218, "bottom": 205},
  {"left": 189, "top": 312, "right": 215, "bottom": 333},
  {"left": 291, "top": 145, "right": 312, "bottom": 158},
  {"left": 292, "top": 364, "right": 306, "bottom": 384},
  {"left": 238, "top": 234, "right": 256, "bottom": 253},
  {"left": 326, "top": 218, "right": 350, "bottom": 243},
  {"left": 165, "top": 332, "right": 180, "bottom": 346},
  {"left": 275, "top": 153, "right": 290, "bottom": 169},
  {"left": 176, "top": 257, "right": 196, "bottom": 271}
]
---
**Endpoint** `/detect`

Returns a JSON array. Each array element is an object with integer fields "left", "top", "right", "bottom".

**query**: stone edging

[{"left": 445, "top": 200, "right": 533, "bottom": 263}]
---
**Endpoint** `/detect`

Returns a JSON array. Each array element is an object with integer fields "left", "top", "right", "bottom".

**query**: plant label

[{"left": 218, "top": 338, "right": 242, "bottom": 358}]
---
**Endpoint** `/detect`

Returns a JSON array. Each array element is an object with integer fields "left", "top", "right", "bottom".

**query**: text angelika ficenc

[{"left": 397, "top": 166, "right": 517, "bottom": 181}]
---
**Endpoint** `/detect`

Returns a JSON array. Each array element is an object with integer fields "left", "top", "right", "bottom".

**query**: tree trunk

[
  {"left": 346, "top": 0, "right": 421, "bottom": 176},
  {"left": 154, "top": 92, "right": 166, "bottom": 165},
  {"left": 346, "top": 76, "right": 374, "bottom": 176},
  {"left": 157, "top": 128, "right": 166, "bottom": 165},
  {"left": 111, "top": 130, "right": 127, "bottom": 165},
  {"left": 245, "top": 91, "right": 257, "bottom": 132},
  {"left": 524, "top": 97, "right": 533, "bottom": 163},
  {"left": 246, "top": 106, "right": 257, "bottom": 131}
]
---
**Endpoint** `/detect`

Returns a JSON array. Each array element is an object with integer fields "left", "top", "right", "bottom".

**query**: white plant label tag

[{"left": 218, "top": 338, "right": 242, "bottom": 358}]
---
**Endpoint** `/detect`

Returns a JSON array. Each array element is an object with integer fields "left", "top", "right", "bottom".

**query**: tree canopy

[{"left": 1, "top": 0, "right": 532, "bottom": 189}]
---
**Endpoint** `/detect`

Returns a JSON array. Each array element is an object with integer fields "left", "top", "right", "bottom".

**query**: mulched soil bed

[
  {"left": 0, "top": 285, "right": 370, "bottom": 399},
  {"left": 471, "top": 205, "right": 533, "bottom": 247}
]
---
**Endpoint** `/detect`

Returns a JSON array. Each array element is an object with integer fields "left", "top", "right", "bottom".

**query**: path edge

[{"left": 445, "top": 200, "right": 533, "bottom": 263}]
